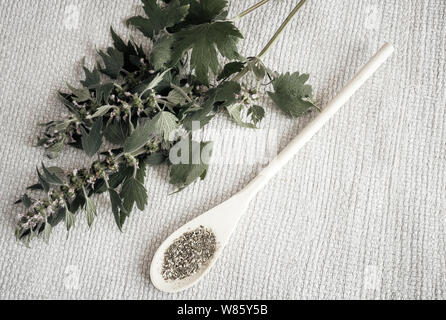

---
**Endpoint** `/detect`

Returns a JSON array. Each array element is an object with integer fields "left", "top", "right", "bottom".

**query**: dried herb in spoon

[{"left": 162, "top": 226, "right": 217, "bottom": 281}]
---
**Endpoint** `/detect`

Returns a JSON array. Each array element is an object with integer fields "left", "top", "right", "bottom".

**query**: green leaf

[
  {"left": 36, "top": 167, "right": 50, "bottom": 192},
  {"left": 84, "top": 194, "right": 97, "bottom": 228},
  {"left": 57, "top": 92, "right": 80, "bottom": 117},
  {"left": 41, "top": 163, "right": 63, "bottom": 185},
  {"left": 150, "top": 35, "right": 175, "bottom": 71},
  {"left": 186, "top": 0, "right": 228, "bottom": 24},
  {"left": 27, "top": 183, "right": 44, "bottom": 191},
  {"left": 153, "top": 111, "right": 179, "bottom": 141},
  {"left": 215, "top": 81, "right": 241, "bottom": 106},
  {"left": 93, "top": 83, "right": 114, "bottom": 105},
  {"left": 110, "top": 27, "right": 146, "bottom": 73},
  {"left": 127, "top": 0, "right": 190, "bottom": 39},
  {"left": 247, "top": 105, "right": 265, "bottom": 125},
  {"left": 64, "top": 208, "right": 75, "bottom": 232},
  {"left": 123, "top": 118, "right": 156, "bottom": 154},
  {"left": 145, "top": 152, "right": 167, "bottom": 166},
  {"left": 91, "top": 105, "right": 114, "bottom": 118},
  {"left": 137, "top": 69, "right": 171, "bottom": 96},
  {"left": 217, "top": 61, "right": 245, "bottom": 81},
  {"left": 182, "top": 94, "right": 216, "bottom": 131},
  {"left": 95, "top": 166, "right": 133, "bottom": 194},
  {"left": 109, "top": 189, "right": 127, "bottom": 231},
  {"left": 46, "top": 139, "right": 66, "bottom": 159},
  {"left": 67, "top": 83, "right": 91, "bottom": 102},
  {"left": 81, "top": 65, "right": 101, "bottom": 88},
  {"left": 111, "top": 27, "right": 135, "bottom": 56},
  {"left": 53, "top": 120, "right": 71, "bottom": 132},
  {"left": 104, "top": 119, "right": 129, "bottom": 145},
  {"left": 44, "top": 222, "right": 52, "bottom": 243},
  {"left": 226, "top": 104, "right": 256, "bottom": 128},
  {"left": 136, "top": 160, "right": 147, "bottom": 183},
  {"left": 120, "top": 177, "right": 148, "bottom": 212},
  {"left": 81, "top": 118, "right": 103, "bottom": 157},
  {"left": 98, "top": 47, "right": 124, "bottom": 79},
  {"left": 169, "top": 139, "right": 213, "bottom": 189},
  {"left": 268, "top": 72, "right": 316, "bottom": 118},
  {"left": 172, "top": 21, "right": 243, "bottom": 84},
  {"left": 18, "top": 194, "right": 32, "bottom": 208}
]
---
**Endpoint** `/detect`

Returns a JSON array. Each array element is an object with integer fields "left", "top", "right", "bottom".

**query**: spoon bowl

[{"left": 150, "top": 193, "right": 250, "bottom": 293}]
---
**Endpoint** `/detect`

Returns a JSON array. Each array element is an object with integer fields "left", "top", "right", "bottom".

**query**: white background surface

[{"left": 0, "top": 0, "right": 445, "bottom": 299}]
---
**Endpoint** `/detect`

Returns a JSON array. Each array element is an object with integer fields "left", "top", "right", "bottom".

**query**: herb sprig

[{"left": 15, "top": 0, "right": 318, "bottom": 244}]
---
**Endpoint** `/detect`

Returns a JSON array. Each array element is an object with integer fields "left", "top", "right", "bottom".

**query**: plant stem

[
  {"left": 231, "top": 0, "right": 308, "bottom": 83},
  {"left": 257, "top": 0, "right": 307, "bottom": 60},
  {"left": 233, "top": 0, "right": 271, "bottom": 21},
  {"left": 171, "top": 83, "right": 193, "bottom": 104}
]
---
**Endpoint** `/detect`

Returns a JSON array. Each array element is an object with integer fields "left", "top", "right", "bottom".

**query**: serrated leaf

[
  {"left": 120, "top": 177, "right": 148, "bottom": 212},
  {"left": 111, "top": 27, "right": 134, "bottom": 56},
  {"left": 81, "top": 65, "right": 101, "bottom": 88},
  {"left": 172, "top": 21, "right": 243, "bottom": 84},
  {"left": 36, "top": 167, "right": 50, "bottom": 192},
  {"left": 81, "top": 118, "right": 103, "bottom": 157},
  {"left": 64, "top": 208, "right": 75, "bottom": 232},
  {"left": 98, "top": 47, "right": 124, "bottom": 79},
  {"left": 93, "top": 83, "right": 114, "bottom": 105},
  {"left": 167, "top": 87, "right": 187, "bottom": 105},
  {"left": 53, "top": 120, "right": 71, "bottom": 132},
  {"left": 95, "top": 166, "right": 133, "bottom": 194},
  {"left": 136, "top": 160, "right": 147, "bottom": 183},
  {"left": 226, "top": 104, "right": 256, "bottom": 128},
  {"left": 127, "top": 0, "right": 190, "bottom": 39},
  {"left": 84, "top": 194, "right": 97, "bottom": 228},
  {"left": 46, "top": 139, "right": 66, "bottom": 159},
  {"left": 27, "top": 183, "right": 44, "bottom": 191},
  {"left": 182, "top": 94, "right": 216, "bottom": 131},
  {"left": 153, "top": 111, "right": 179, "bottom": 141},
  {"left": 123, "top": 118, "right": 156, "bottom": 154},
  {"left": 91, "top": 105, "right": 114, "bottom": 118},
  {"left": 145, "top": 152, "right": 167, "bottom": 166},
  {"left": 44, "top": 222, "right": 52, "bottom": 243},
  {"left": 104, "top": 119, "right": 129, "bottom": 145},
  {"left": 18, "top": 194, "right": 32, "bottom": 208},
  {"left": 215, "top": 81, "right": 241, "bottom": 106},
  {"left": 110, "top": 27, "right": 145, "bottom": 72},
  {"left": 109, "top": 189, "right": 127, "bottom": 231},
  {"left": 150, "top": 35, "right": 175, "bottom": 71},
  {"left": 169, "top": 139, "right": 213, "bottom": 189},
  {"left": 41, "top": 163, "right": 63, "bottom": 185},
  {"left": 137, "top": 69, "right": 171, "bottom": 96},
  {"left": 247, "top": 105, "right": 265, "bottom": 125},
  {"left": 268, "top": 72, "right": 316, "bottom": 118},
  {"left": 68, "top": 193, "right": 85, "bottom": 214},
  {"left": 67, "top": 83, "right": 91, "bottom": 103},
  {"left": 57, "top": 92, "right": 80, "bottom": 117},
  {"left": 186, "top": 0, "right": 228, "bottom": 24},
  {"left": 217, "top": 61, "right": 245, "bottom": 81}
]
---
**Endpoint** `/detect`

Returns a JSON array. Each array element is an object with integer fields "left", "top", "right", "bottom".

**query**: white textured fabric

[{"left": 0, "top": 0, "right": 445, "bottom": 300}]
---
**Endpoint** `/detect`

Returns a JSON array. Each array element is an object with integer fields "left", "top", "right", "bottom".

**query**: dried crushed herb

[{"left": 162, "top": 226, "right": 217, "bottom": 281}]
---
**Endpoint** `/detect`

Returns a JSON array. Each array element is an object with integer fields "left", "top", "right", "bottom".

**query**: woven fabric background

[{"left": 0, "top": 0, "right": 445, "bottom": 300}]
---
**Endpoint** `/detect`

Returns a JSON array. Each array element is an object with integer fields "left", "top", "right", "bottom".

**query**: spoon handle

[{"left": 241, "top": 43, "right": 394, "bottom": 199}]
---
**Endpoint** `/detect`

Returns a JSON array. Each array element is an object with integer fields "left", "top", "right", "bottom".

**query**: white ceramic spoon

[{"left": 150, "top": 43, "right": 395, "bottom": 293}]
